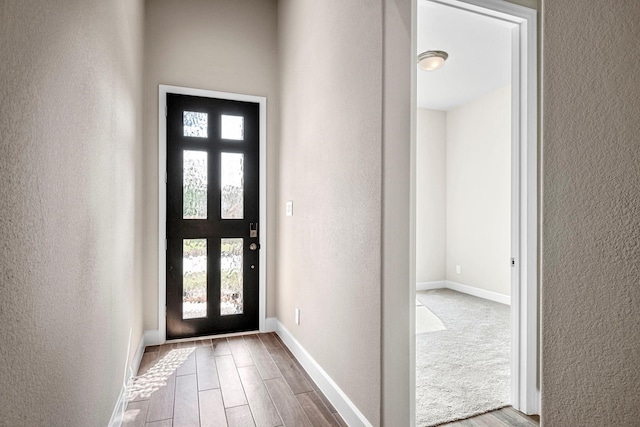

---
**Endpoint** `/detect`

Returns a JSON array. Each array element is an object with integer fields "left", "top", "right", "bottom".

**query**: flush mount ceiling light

[{"left": 417, "top": 50, "right": 449, "bottom": 71}]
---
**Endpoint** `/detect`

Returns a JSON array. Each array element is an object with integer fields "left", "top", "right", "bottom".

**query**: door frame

[
  {"left": 414, "top": 0, "right": 539, "bottom": 416},
  {"left": 158, "top": 84, "right": 267, "bottom": 343}
]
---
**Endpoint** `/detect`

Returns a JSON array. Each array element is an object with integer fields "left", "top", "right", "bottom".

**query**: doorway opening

[
  {"left": 158, "top": 85, "right": 268, "bottom": 343},
  {"left": 413, "top": 0, "right": 538, "bottom": 423}
]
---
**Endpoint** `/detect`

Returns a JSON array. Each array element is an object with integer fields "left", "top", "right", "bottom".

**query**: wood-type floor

[
  {"left": 122, "top": 332, "right": 346, "bottom": 427},
  {"left": 437, "top": 406, "right": 540, "bottom": 427}
]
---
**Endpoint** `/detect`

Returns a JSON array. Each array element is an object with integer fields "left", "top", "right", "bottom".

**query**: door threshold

[{"left": 165, "top": 329, "right": 261, "bottom": 344}]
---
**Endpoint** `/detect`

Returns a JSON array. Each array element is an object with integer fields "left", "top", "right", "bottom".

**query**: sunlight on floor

[
  {"left": 416, "top": 299, "right": 446, "bottom": 333},
  {"left": 126, "top": 348, "right": 194, "bottom": 400}
]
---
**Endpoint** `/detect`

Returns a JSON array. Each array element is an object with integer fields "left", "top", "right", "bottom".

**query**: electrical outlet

[
  {"left": 295, "top": 307, "right": 300, "bottom": 325},
  {"left": 456, "top": 265, "right": 461, "bottom": 274},
  {"left": 286, "top": 200, "right": 293, "bottom": 216}
]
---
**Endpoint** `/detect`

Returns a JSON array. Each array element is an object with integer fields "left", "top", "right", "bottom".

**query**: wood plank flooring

[
  {"left": 123, "top": 333, "right": 345, "bottom": 427},
  {"left": 437, "top": 407, "right": 540, "bottom": 427}
]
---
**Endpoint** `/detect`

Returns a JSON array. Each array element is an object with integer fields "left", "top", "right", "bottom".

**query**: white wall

[
  {"left": 416, "top": 109, "right": 447, "bottom": 283},
  {"left": 0, "top": 0, "right": 144, "bottom": 425},
  {"left": 142, "top": 0, "right": 279, "bottom": 330},
  {"left": 542, "top": 1, "right": 640, "bottom": 424},
  {"left": 277, "top": 0, "right": 383, "bottom": 423},
  {"left": 446, "top": 86, "right": 511, "bottom": 295},
  {"left": 381, "top": 0, "right": 413, "bottom": 423},
  {"left": 416, "top": 86, "right": 511, "bottom": 296}
]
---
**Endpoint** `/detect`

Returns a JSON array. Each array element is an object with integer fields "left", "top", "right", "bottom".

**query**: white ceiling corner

[{"left": 417, "top": 0, "right": 516, "bottom": 111}]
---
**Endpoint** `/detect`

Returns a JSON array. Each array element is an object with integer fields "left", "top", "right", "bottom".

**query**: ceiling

[{"left": 417, "top": 0, "right": 515, "bottom": 111}]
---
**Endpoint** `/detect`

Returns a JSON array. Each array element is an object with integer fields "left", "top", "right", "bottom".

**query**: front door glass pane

[
  {"left": 221, "top": 115, "right": 244, "bottom": 140},
  {"left": 221, "top": 238, "right": 243, "bottom": 316},
  {"left": 183, "top": 150, "right": 208, "bottom": 219},
  {"left": 220, "top": 152, "right": 244, "bottom": 219},
  {"left": 183, "top": 111, "right": 208, "bottom": 138},
  {"left": 183, "top": 239, "right": 207, "bottom": 319}
]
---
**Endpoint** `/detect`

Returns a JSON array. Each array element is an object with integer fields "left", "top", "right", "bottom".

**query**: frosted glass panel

[
  {"left": 183, "top": 239, "right": 207, "bottom": 319},
  {"left": 183, "top": 150, "right": 208, "bottom": 219},
  {"left": 220, "top": 152, "right": 244, "bottom": 219},
  {"left": 221, "top": 115, "right": 244, "bottom": 140},
  {"left": 221, "top": 238, "right": 243, "bottom": 316},
  {"left": 183, "top": 111, "right": 208, "bottom": 138}
]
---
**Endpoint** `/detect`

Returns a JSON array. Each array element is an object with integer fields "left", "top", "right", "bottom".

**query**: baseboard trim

[
  {"left": 144, "top": 329, "right": 161, "bottom": 346},
  {"left": 131, "top": 334, "right": 146, "bottom": 380},
  {"left": 445, "top": 281, "right": 511, "bottom": 305},
  {"left": 108, "top": 384, "right": 127, "bottom": 427},
  {"left": 108, "top": 332, "right": 146, "bottom": 427},
  {"left": 264, "top": 317, "right": 277, "bottom": 332},
  {"left": 274, "top": 321, "right": 373, "bottom": 427},
  {"left": 416, "top": 281, "right": 446, "bottom": 291},
  {"left": 416, "top": 280, "right": 510, "bottom": 305}
]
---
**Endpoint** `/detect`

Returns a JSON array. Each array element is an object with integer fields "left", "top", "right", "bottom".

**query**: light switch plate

[{"left": 286, "top": 200, "right": 293, "bottom": 216}]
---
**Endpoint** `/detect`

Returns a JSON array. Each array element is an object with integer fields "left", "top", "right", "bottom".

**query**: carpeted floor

[{"left": 416, "top": 289, "right": 510, "bottom": 426}]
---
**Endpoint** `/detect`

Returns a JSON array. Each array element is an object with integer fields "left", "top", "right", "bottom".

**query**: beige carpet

[{"left": 416, "top": 289, "right": 510, "bottom": 426}]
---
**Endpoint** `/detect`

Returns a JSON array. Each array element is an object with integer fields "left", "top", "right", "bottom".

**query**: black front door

[{"left": 166, "top": 93, "right": 259, "bottom": 339}]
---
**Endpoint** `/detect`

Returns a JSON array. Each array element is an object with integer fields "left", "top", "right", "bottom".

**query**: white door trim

[
  {"left": 417, "top": 0, "right": 539, "bottom": 416},
  {"left": 157, "top": 84, "right": 268, "bottom": 343}
]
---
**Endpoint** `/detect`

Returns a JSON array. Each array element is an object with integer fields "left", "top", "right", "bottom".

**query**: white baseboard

[
  {"left": 264, "top": 317, "right": 278, "bottom": 332},
  {"left": 144, "top": 329, "right": 161, "bottom": 346},
  {"left": 275, "top": 321, "right": 373, "bottom": 427},
  {"left": 416, "top": 280, "right": 510, "bottom": 305},
  {"left": 109, "top": 332, "right": 146, "bottom": 427},
  {"left": 445, "top": 281, "right": 510, "bottom": 305},
  {"left": 416, "top": 281, "right": 446, "bottom": 291},
  {"left": 109, "top": 384, "right": 127, "bottom": 427},
  {"left": 131, "top": 334, "right": 146, "bottom": 381}
]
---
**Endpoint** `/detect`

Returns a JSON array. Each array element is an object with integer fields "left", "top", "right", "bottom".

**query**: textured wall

[
  {"left": 416, "top": 109, "right": 447, "bottom": 283},
  {"left": 446, "top": 86, "right": 511, "bottom": 295},
  {"left": 542, "top": 1, "right": 640, "bottom": 425},
  {"left": 143, "top": 0, "right": 279, "bottom": 329},
  {"left": 0, "top": 0, "right": 144, "bottom": 425},
  {"left": 277, "top": 0, "right": 383, "bottom": 423}
]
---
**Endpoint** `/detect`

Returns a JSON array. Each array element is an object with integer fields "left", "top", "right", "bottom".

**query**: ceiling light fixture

[{"left": 417, "top": 50, "right": 449, "bottom": 71}]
